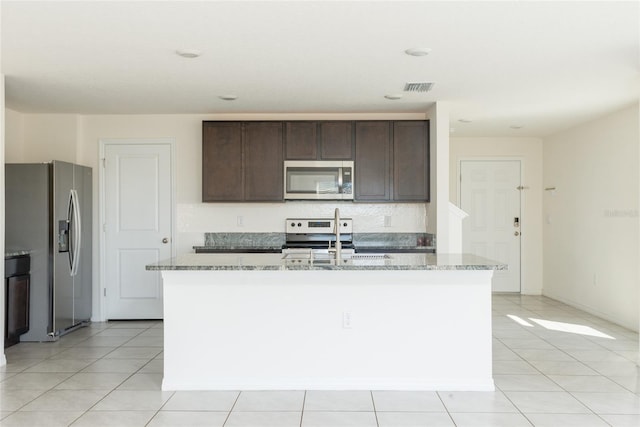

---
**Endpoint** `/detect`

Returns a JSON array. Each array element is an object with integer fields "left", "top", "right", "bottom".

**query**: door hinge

[
  {"left": 102, "top": 158, "right": 106, "bottom": 168},
  {"left": 103, "top": 288, "right": 107, "bottom": 297},
  {"left": 102, "top": 223, "right": 106, "bottom": 232}
]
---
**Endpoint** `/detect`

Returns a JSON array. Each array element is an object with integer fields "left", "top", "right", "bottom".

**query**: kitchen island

[{"left": 147, "top": 253, "right": 505, "bottom": 391}]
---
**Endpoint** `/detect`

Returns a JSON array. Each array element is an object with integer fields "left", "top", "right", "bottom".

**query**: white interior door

[
  {"left": 460, "top": 160, "right": 521, "bottom": 292},
  {"left": 104, "top": 142, "right": 173, "bottom": 319}
]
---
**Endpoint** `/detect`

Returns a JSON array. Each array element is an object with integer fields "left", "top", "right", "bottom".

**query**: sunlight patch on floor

[
  {"left": 505, "top": 314, "right": 615, "bottom": 339},
  {"left": 528, "top": 317, "right": 615, "bottom": 339},
  {"left": 506, "top": 314, "right": 534, "bottom": 327}
]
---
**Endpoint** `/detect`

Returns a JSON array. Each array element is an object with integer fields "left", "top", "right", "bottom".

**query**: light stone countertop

[{"left": 147, "top": 252, "right": 506, "bottom": 271}]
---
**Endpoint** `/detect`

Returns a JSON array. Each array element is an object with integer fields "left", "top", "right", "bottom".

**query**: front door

[
  {"left": 460, "top": 160, "right": 521, "bottom": 292},
  {"left": 104, "top": 141, "right": 173, "bottom": 319}
]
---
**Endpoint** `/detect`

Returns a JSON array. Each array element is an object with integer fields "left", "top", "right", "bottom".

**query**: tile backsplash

[
  {"left": 200, "top": 232, "right": 435, "bottom": 249},
  {"left": 203, "top": 233, "right": 284, "bottom": 248}
]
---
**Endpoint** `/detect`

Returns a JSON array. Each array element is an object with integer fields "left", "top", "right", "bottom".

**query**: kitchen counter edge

[
  {"left": 147, "top": 253, "right": 506, "bottom": 271},
  {"left": 193, "top": 246, "right": 436, "bottom": 254}
]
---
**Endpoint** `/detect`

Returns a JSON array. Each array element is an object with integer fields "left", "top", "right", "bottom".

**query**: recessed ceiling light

[
  {"left": 384, "top": 94, "right": 403, "bottom": 100},
  {"left": 176, "top": 49, "right": 202, "bottom": 58},
  {"left": 510, "top": 125, "right": 524, "bottom": 129},
  {"left": 405, "top": 47, "right": 432, "bottom": 57},
  {"left": 219, "top": 95, "right": 238, "bottom": 101},
  {"left": 458, "top": 119, "right": 472, "bottom": 123}
]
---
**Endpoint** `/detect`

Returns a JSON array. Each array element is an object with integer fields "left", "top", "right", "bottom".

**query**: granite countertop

[
  {"left": 193, "top": 246, "right": 436, "bottom": 254},
  {"left": 193, "top": 246, "right": 282, "bottom": 253},
  {"left": 355, "top": 246, "right": 436, "bottom": 253},
  {"left": 147, "top": 253, "right": 506, "bottom": 271},
  {"left": 5, "top": 249, "right": 31, "bottom": 258}
]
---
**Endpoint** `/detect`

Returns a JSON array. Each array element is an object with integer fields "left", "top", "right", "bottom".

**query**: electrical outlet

[
  {"left": 237, "top": 215, "right": 244, "bottom": 227},
  {"left": 384, "top": 215, "right": 392, "bottom": 227},
  {"left": 342, "top": 311, "right": 353, "bottom": 329}
]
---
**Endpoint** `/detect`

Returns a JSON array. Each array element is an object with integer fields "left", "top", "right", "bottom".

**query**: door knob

[
  {"left": 514, "top": 231, "right": 520, "bottom": 236},
  {"left": 162, "top": 238, "right": 169, "bottom": 244}
]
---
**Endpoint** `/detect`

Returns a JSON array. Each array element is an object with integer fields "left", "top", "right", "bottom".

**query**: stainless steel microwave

[{"left": 284, "top": 161, "right": 354, "bottom": 200}]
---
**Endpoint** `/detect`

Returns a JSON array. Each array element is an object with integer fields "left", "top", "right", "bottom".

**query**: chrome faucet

[{"left": 334, "top": 207, "right": 342, "bottom": 259}]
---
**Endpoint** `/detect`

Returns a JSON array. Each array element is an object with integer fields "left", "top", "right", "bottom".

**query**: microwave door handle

[{"left": 338, "top": 167, "right": 343, "bottom": 194}]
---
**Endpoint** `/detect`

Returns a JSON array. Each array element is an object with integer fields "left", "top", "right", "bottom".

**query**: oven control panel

[{"left": 285, "top": 218, "right": 353, "bottom": 234}]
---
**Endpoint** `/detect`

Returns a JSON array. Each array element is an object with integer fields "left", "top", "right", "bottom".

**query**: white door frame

[
  {"left": 457, "top": 156, "right": 525, "bottom": 293},
  {"left": 98, "top": 138, "right": 176, "bottom": 322}
]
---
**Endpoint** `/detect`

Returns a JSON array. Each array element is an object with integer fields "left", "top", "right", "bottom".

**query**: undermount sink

[
  {"left": 349, "top": 254, "right": 392, "bottom": 260},
  {"left": 282, "top": 251, "right": 392, "bottom": 261}
]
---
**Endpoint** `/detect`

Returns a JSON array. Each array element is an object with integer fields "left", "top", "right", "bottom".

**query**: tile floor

[{"left": 1, "top": 294, "right": 639, "bottom": 426}]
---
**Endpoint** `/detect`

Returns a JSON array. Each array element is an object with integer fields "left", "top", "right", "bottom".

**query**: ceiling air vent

[{"left": 403, "top": 82, "right": 434, "bottom": 93}]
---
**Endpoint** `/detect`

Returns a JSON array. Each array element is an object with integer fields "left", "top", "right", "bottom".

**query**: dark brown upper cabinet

[
  {"left": 284, "top": 121, "right": 354, "bottom": 160},
  {"left": 393, "top": 121, "right": 430, "bottom": 201},
  {"left": 319, "top": 121, "right": 354, "bottom": 160},
  {"left": 203, "top": 119, "right": 427, "bottom": 203},
  {"left": 244, "top": 122, "right": 284, "bottom": 201},
  {"left": 355, "top": 120, "right": 429, "bottom": 202},
  {"left": 202, "top": 121, "right": 284, "bottom": 202},
  {"left": 285, "top": 122, "right": 317, "bottom": 160},
  {"left": 355, "top": 121, "right": 391, "bottom": 201},
  {"left": 202, "top": 122, "right": 243, "bottom": 202}
]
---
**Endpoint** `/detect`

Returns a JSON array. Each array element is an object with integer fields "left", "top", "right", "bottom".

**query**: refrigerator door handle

[
  {"left": 68, "top": 189, "right": 82, "bottom": 277},
  {"left": 67, "top": 191, "right": 74, "bottom": 271}
]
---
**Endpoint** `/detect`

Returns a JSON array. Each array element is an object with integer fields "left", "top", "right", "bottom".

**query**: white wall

[
  {"left": 5, "top": 108, "right": 23, "bottom": 162},
  {"left": 449, "top": 137, "right": 544, "bottom": 295},
  {"left": 5, "top": 111, "right": 435, "bottom": 320},
  {"left": 1, "top": 74, "right": 6, "bottom": 366},
  {"left": 7, "top": 114, "right": 80, "bottom": 164},
  {"left": 426, "top": 103, "right": 451, "bottom": 252},
  {"left": 543, "top": 103, "right": 639, "bottom": 331}
]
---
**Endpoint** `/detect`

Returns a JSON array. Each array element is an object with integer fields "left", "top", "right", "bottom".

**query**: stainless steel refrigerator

[{"left": 5, "top": 161, "right": 92, "bottom": 341}]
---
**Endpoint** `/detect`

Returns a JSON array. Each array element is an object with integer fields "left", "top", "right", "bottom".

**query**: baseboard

[{"left": 542, "top": 290, "right": 638, "bottom": 332}]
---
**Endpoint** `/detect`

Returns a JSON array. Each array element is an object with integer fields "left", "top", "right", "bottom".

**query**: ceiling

[{"left": 2, "top": 1, "right": 638, "bottom": 137}]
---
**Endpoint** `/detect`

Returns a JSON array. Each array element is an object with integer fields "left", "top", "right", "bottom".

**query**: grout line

[
  {"left": 222, "top": 390, "right": 242, "bottom": 426},
  {"left": 370, "top": 390, "right": 379, "bottom": 427},
  {"left": 299, "top": 390, "right": 306, "bottom": 427},
  {"left": 434, "top": 390, "right": 456, "bottom": 426}
]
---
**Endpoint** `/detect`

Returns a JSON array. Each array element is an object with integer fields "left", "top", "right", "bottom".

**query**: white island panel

[{"left": 161, "top": 269, "right": 494, "bottom": 391}]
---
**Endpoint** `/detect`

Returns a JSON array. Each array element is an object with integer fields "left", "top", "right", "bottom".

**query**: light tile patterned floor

[{"left": 0, "top": 294, "right": 638, "bottom": 426}]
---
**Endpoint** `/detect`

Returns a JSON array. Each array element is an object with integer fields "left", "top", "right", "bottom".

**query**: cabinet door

[
  {"left": 6, "top": 274, "right": 30, "bottom": 346},
  {"left": 355, "top": 121, "right": 391, "bottom": 201},
  {"left": 202, "top": 122, "right": 243, "bottom": 201},
  {"left": 393, "top": 121, "right": 429, "bottom": 201},
  {"left": 319, "top": 121, "right": 354, "bottom": 160},
  {"left": 244, "top": 122, "right": 284, "bottom": 201},
  {"left": 285, "top": 122, "right": 317, "bottom": 160}
]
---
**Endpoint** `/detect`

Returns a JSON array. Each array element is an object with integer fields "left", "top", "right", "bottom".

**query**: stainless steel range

[{"left": 282, "top": 216, "right": 355, "bottom": 255}]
